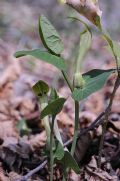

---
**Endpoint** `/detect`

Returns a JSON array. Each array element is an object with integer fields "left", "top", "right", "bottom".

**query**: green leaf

[
  {"left": 41, "top": 98, "right": 66, "bottom": 118},
  {"left": 95, "top": 15, "right": 102, "bottom": 30},
  {"left": 14, "top": 49, "right": 67, "bottom": 71},
  {"left": 54, "top": 140, "right": 64, "bottom": 160},
  {"left": 68, "top": 16, "right": 91, "bottom": 31},
  {"left": 68, "top": 17, "right": 92, "bottom": 70},
  {"left": 39, "top": 15, "right": 64, "bottom": 55},
  {"left": 49, "top": 88, "right": 59, "bottom": 103},
  {"left": 72, "top": 69, "right": 115, "bottom": 101},
  {"left": 32, "top": 80, "right": 49, "bottom": 97},
  {"left": 76, "top": 29, "right": 92, "bottom": 71},
  {"left": 61, "top": 150, "right": 80, "bottom": 174}
]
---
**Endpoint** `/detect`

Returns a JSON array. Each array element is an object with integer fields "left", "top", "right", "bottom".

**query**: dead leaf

[
  {"left": 74, "top": 133, "right": 92, "bottom": 163},
  {"left": 79, "top": 111, "right": 97, "bottom": 128},
  {"left": 0, "top": 121, "right": 19, "bottom": 141},
  {"left": 83, "top": 92, "right": 104, "bottom": 114},
  {"left": 0, "top": 58, "right": 21, "bottom": 88},
  {"left": 0, "top": 163, "right": 8, "bottom": 181},
  {"left": 0, "top": 140, "right": 32, "bottom": 171},
  {"left": 84, "top": 156, "right": 117, "bottom": 181},
  {"left": 8, "top": 172, "right": 21, "bottom": 181},
  {"left": 66, "top": 0, "right": 102, "bottom": 26},
  {"left": 57, "top": 111, "right": 74, "bottom": 137},
  {"left": 29, "top": 131, "right": 47, "bottom": 149}
]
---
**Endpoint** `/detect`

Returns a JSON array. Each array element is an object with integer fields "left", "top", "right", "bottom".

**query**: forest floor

[{"left": 0, "top": 1, "right": 120, "bottom": 181}]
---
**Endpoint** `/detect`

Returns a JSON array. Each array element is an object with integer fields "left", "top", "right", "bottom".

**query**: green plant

[{"left": 14, "top": 0, "right": 120, "bottom": 180}]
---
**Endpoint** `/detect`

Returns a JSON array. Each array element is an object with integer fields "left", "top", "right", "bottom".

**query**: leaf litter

[{"left": 0, "top": 1, "right": 120, "bottom": 180}]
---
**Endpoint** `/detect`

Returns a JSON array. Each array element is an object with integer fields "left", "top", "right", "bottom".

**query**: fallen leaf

[
  {"left": 0, "top": 163, "right": 8, "bottom": 181},
  {"left": 29, "top": 131, "right": 47, "bottom": 149}
]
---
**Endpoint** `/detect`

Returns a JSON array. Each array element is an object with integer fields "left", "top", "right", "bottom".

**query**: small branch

[
  {"left": 64, "top": 111, "right": 105, "bottom": 147},
  {"left": 98, "top": 75, "right": 120, "bottom": 168},
  {"left": 16, "top": 160, "right": 48, "bottom": 181}
]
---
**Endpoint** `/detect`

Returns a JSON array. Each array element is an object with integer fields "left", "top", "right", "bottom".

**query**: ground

[{"left": 0, "top": 1, "right": 120, "bottom": 181}]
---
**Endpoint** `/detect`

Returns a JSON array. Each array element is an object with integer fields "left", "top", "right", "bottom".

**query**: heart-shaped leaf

[
  {"left": 39, "top": 15, "right": 64, "bottom": 55},
  {"left": 14, "top": 49, "right": 67, "bottom": 71},
  {"left": 54, "top": 140, "right": 64, "bottom": 160},
  {"left": 41, "top": 98, "right": 66, "bottom": 118},
  {"left": 61, "top": 150, "right": 80, "bottom": 174},
  {"left": 32, "top": 80, "right": 49, "bottom": 97},
  {"left": 72, "top": 69, "right": 115, "bottom": 101},
  {"left": 75, "top": 29, "right": 92, "bottom": 72},
  {"left": 68, "top": 17, "right": 92, "bottom": 71}
]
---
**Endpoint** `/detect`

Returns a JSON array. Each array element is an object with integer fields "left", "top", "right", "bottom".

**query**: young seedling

[{"left": 14, "top": 0, "right": 120, "bottom": 179}]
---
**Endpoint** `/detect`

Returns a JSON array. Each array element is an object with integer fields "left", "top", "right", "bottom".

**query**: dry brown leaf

[
  {"left": 57, "top": 112, "right": 74, "bottom": 136},
  {"left": 0, "top": 99, "right": 20, "bottom": 122},
  {"left": 0, "top": 83, "right": 13, "bottom": 99},
  {"left": 29, "top": 131, "right": 47, "bottom": 149},
  {"left": 79, "top": 111, "right": 97, "bottom": 128},
  {"left": 0, "top": 57, "right": 21, "bottom": 88},
  {"left": 108, "top": 121, "right": 120, "bottom": 135},
  {"left": 0, "top": 163, "right": 8, "bottom": 181},
  {"left": 19, "top": 99, "right": 35, "bottom": 116},
  {"left": 0, "top": 121, "right": 19, "bottom": 141},
  {"left": 69, "top": 170, "right": 80, "bottom": 181},
  {"left": 111, "top": 87, "right": 120, "bottom": 113},
  {"left": 8, "top": 171, "right": 21, "bottom": 181},
  {"left": 83, "top": 156, "right": 117, "bottom": 181},
  {"left": 83, "top": 92, "right": 104, "bottom": 114},
  {"left": 2, "top": 137, "right": 18, "bottom": 147},
  {"left": 66, "top": 0, "right": 102, "bottom": 26},
  {"left": 75, "top": 133, "right": 92, "bottom": 163}
]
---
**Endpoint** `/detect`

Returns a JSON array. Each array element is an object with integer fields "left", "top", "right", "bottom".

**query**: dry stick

[
  {"left": 98, "top": 75, "right": 120, "bottom": 168},
  {"left": 64, "top": 111, "right": 105, "bottom": 147},
  {"left": 16, "top": 160, "right": 48, "bottom": 181}
]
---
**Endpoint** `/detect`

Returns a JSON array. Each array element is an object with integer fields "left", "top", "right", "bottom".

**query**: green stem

[
  {"left": 62, "top": 70, "right": 73, "bottom": 92},
  {"left": 50, "top": 115, "right": 55, "bottom": 181},
  {"left": 70, "top": 101, "right": 79, "bottom": 156},
  {"left": 40, "top": 96, "right": 51, "bottom": 148},
  {"left": 61, "top": 70, "right": 80, "bottom": 179},
  {"left": 61, "top": 71, "right": 80, "bottom": 156}
]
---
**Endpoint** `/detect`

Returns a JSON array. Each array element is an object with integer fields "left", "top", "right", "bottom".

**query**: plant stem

[
  {"left": 62, "top": 70, "right": 73, "bottom": 92},
  {"left": 61, "top": 71, "right": 80, "bottom": 156},
  {"left": 71, "top": 101, "right": 79, "bottom": 156},
  {"left": 40, "top": 97, "right": 51, "bottom": 148},
  {"left": 50, "top": 115, "right": 55, "bottom": 181},
  {"left": 98, "top": 76, "right": 120, "bottom": 167}
]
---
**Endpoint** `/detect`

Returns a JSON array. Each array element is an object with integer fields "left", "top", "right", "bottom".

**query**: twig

[
  {"left": 98, "top": 75, "right": 120, "bottom": 168},
  {"left": 64, "top": 111, "right": 105, "bottom": 147},
  {"left": 16, "top": 160, "right": 48, "bottom": 181}
]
